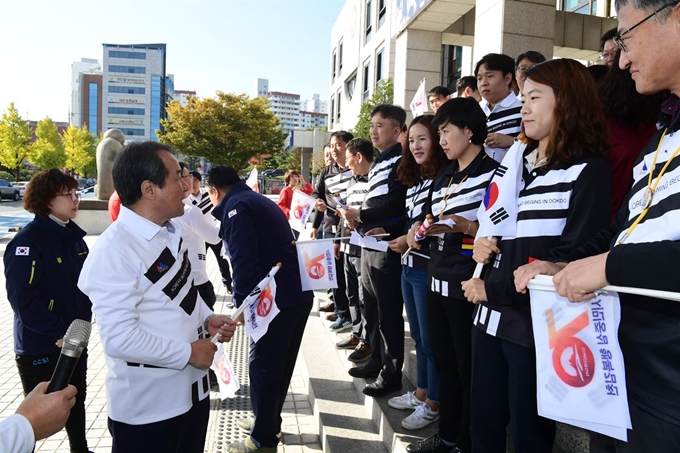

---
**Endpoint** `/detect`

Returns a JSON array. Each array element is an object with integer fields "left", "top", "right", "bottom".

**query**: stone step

[{"left": 301, "top": 294, "right": 591, "bottom": 453}]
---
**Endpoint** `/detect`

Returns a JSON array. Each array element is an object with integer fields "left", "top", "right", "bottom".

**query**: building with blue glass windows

[{"left": 101, "top": 43, "right": 168, "bottom": 142}]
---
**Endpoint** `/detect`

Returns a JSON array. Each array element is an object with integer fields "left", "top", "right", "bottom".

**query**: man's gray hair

[{"left": 614, "top": 0, "right": 677, "bottom": 20}]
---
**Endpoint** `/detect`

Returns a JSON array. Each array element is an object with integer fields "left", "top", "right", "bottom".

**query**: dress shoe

[
  {"left": 335, "top": 335, "right": 360, "bottom": 349},
  {"left": 406, "top": 434, "right": 458, "bottom": 453},
  {"left": 362, "top": 375, "right": 402, "bottom": 397},
  {"left": 347, "top": 342, "right": 372, "bottom": 363},
  {"left": 326, "top": 312, "right": 338, "bottom": 322},
  {"left": 348, "top": 363, "right": 380, "bottom": 379},
  {"left": 318, "top": 302, "right": 335, "bottom": 312}
]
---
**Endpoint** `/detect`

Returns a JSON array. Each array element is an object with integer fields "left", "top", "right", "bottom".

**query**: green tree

[
  {"left": 0, "top": 103, "right": 32, "bottom": 181},
  {"left": 352, "top": 78, "right": 394, "bottom": 140},
  {"left": 29, "top": 117, "right": 66, "bottom": 170},
  {"left": 63, "top": 124, "right": 96, "bottom": 177},
  {"left": 159, "top": 92, "right": 286, "bottom": 171}
]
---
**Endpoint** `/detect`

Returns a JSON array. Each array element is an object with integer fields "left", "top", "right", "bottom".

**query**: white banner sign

[
  {"left": 108, "top": 75, "right": 145, "bottom": 84},
  {"left": 296, "top": 240, "right": 338, "bottom": 291},
  {"left": 108, "top": 96, "right": 144, "bottom": 104},
  {"left": 288, "top": 189, "right": 315, "bottom": 232},
  {"left": 108, "top": 118, "right": 144, "bottom": 125},
  {"left": 530, "top": 286, "right": 631, "bottom": 441}
]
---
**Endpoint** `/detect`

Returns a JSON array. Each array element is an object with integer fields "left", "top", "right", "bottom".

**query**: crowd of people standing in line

[{"left": 306, "top": 10, "right": 680, "bottom": 451}]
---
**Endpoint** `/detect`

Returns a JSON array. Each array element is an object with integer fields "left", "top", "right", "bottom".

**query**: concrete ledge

[{"left": 76, "top": 200, "right": 111, "bottom": 235}]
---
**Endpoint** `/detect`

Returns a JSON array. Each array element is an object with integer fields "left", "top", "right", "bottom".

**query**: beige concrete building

[{"left": 330, "top": 0, "right": 618, "bottom": 130}]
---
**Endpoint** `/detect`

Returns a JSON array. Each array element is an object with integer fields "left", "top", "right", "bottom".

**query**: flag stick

[
  {"left": 410, "top": 250, "right": 430, "bottom": 260},
  {"left": 294, "top": 237, "right": 351, "bottom": 244},
  {"left": 527, "top": 274, "right": 680, "bottom": 302},
  {"left": 472, "top": 236, "right": 493, "bottom": 279}
]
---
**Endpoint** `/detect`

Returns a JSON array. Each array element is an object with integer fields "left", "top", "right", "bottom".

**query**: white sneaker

[
  {"left": 401, "top": 403, "right": 440, "bottom": 430},
  {"left": 388, "top": 390, "right": 426, "bottom": 410}
]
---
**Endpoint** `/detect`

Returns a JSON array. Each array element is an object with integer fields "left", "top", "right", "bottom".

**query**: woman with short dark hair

[{"left": 4, "top": 169, "right": 93, "bottom": 453}]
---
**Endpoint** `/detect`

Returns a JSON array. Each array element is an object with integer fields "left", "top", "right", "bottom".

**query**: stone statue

[{"left": 95, "top": 129, "right": 125, "bottom": 200}]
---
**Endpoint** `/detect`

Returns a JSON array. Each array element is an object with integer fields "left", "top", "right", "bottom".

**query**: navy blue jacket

[
  {"left": 4, "top": 216, "right": 92, "bottom": 355},
  {"left": 213, "top": 181, "right": 313, "bottom": 309}
]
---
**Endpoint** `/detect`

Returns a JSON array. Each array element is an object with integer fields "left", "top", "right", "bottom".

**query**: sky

[{"left": 0, "top": 0, "right": 346, "bottom": 122}]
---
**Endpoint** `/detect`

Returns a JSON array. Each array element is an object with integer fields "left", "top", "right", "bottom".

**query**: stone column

[
  {"left": 393, "top": 29, "right": 442, "bottom": 122},
  {"left": 473, "top": 0, "right": 556, "bottom": 62}
]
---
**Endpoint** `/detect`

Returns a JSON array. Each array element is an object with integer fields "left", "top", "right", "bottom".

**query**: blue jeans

[{"left": 402, "top": 266, "right": 440, "bottom": 402}]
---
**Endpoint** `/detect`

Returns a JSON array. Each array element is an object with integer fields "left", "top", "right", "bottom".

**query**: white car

[{"left": 15, "top": 182, "right": 29, "bottom": 198}]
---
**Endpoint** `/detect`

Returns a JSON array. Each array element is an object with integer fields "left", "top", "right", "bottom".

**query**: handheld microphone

[{"left": 46, "top": 319, "right": 91, "bottom": 393}]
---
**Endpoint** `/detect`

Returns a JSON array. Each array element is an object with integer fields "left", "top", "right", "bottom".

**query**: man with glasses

[
  {"left": 514, "top": 50, "right": 546, "bottom": 93},
  {"left": 428, "top": 86, "right": 451, "bottom": 113},
  {"left": 187, "top": 170, "right": 234, "bottom": 294},
  {"left": 600, "top": 28, "right": 618, "bottom": 66},
  {"left": 521, "top": 2, "right": 680, "bottom": 451}
]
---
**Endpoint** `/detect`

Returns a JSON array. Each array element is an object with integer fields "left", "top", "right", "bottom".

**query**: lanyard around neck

[{"left": 617, "top": 129, "right": 680, "bottom": 245}]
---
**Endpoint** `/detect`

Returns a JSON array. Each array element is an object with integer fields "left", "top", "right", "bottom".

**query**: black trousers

[
  {"left": 108, "top": 395, "right": 209, "bottom": 453},
  {"left": 16, "top": 350, "right": 89, "bottom": 453},
  {"left": 344, "top": 254, "right": 366, "bottom": 341},
  {"left": 590, "top": 403, "right": 680, "bottom": 453},
  {"left": 470, "top": 327, "right": 555, "bottom": 453},
  {"left": 196, "top": 280, "right": 217, "bottom": 311},
  {"left": 206, "top": 241, "right": 232, "bottom": 285},
  {"left": 428, "top": 291, "right": 473, "bottom": 452},
  {"left": 250, "top": 300, "right": 312, "bottom": 448},
  {"left": 360, "top": 249, "right": 404, "bottom": 382}
]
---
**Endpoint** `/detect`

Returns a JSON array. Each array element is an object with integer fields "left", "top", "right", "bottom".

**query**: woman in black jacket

[{"left": 4, "top": 169, "right": 93, "bottom": 453}]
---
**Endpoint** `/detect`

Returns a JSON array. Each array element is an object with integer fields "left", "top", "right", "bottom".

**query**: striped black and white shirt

[
  {"left": 339, "top": 175, "right": 369, "bottom": 257},
  {"left": 482, "top": 92, "right": 522, "bottom": 163},
  {"left": 311, "top": 163, "right": 353, "bottom": 234},
  {"left": 473, "top": 152, "right": 611, "bottom": 347},
  {"left": 358, "top": 142, "right": 407, "bottom": 238},
  {"left": 421, "top": 151, "right": 498, "bottom": 297},
  {"left": 188, "top": 189, "right": 213, "bottom": 216},
  {"left": 402, "top": 178, "right": 432, "bottom": 268}
]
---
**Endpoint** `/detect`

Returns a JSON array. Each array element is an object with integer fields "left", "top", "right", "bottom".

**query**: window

[
  {"left": 336, "top": 90, "right": 342, "bottom": 121},
  {"left": 109, "top": 50, "right": 146, "bottom": 59},
  {"left": 346, "top": 72, "right": 357, "bottom": 100},
  {"left": 109, "top": 86, "right": 145, "bottom": 94},
  {"left": 338, "top": 41, "right": 344, "bottom": 73},
  {"left": 121, "top": 128, "right": 145, "bottom": 136},
  {"left": 363, "top": 62, "right": 371, "bottom": 102},
  {"left": 88, "top": 83, "right": 98, "bottom": 134},
  {"left": 332, "top": 50, "right": 337, "bottom": 82},
  {"left": 108, "top": 65, "right": 146, "bottom": 74},
  {"left": 365, "top": 0, "right": 372, "bottom": 42},
  {"left": 378, "top": 0, "right": 386, "bottom": 26},
  {"left": 330, "top": 97, "right": 335, "bottom": 128},
  {"left": 376, "top": 49, "right": 384, "bottom": 83},
  {"left": 108, "top": 107, "right": 145, "bottom": 115}
]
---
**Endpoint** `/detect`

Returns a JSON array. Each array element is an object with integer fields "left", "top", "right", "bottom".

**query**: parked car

[
  {"left": 14, "top": 181, "right": 29, "bottom": 198},
  {"left": 78, "top": 185, "right": 95, "bottom": 196},
  {"left": 261, "top": 169, "right": 285, "bottom": 178},
  {"left": 0, "top": 179, "right": 20, "bottom": 201}
]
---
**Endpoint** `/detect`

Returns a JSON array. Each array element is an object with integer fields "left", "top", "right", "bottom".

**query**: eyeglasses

[
  {"left": 57, "top": 191, "right": 81, "bottom": 202},
  {"left": 599, "top": 52, "right": 616, "bottom": 61},
  {"left": 516, "top": 65, "right": 535, "bottom": 73},
  {"left": 613, "top": 2, "right": 678, "bottom": 52}
]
